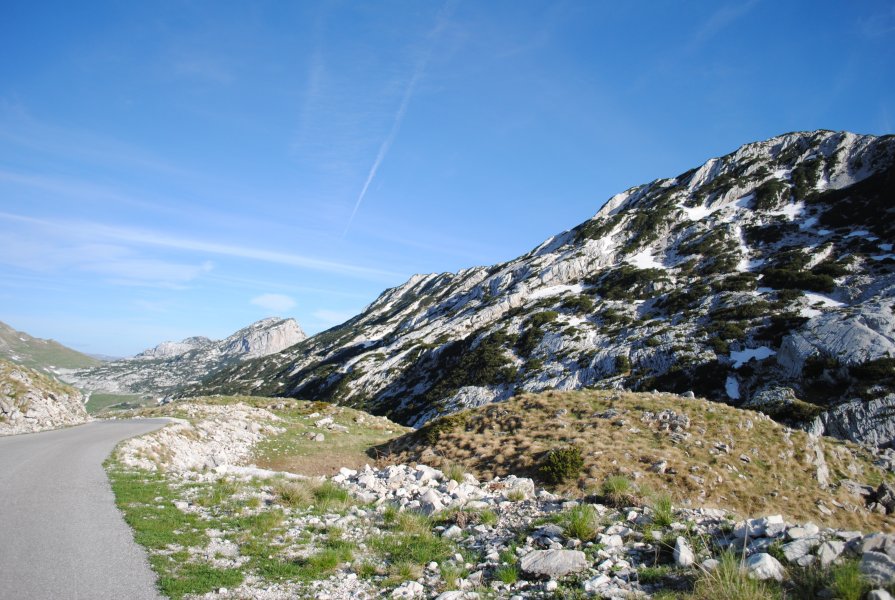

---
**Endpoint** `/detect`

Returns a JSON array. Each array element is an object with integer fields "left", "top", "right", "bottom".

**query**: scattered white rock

[{"left": 744, "top": 553, "right": 786, "bottom": 581}]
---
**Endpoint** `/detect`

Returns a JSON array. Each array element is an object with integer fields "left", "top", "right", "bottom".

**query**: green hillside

[{"left": 0, "top": 321, "right": 101, "bottom": 371}]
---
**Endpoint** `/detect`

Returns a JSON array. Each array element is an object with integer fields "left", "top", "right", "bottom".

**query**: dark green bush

[
  {"left": 710, "top": 300, "right": 772, "bottom": 321},
  {"left": 812, "top": 259, "right": 850, "bottom": 278},
  {"left": 754, "top": 179, "right": 789, "bottom": 210},
  {"left": 539, "top": 446, "right": 585, "bottom": 485},
  {"left": 615, "top": 355, "right": 631, "bottom": 373},
  {"left": 708, "top": 322, "right": 746, "bottom": 340},
  {"left": 761, "top": 268, "right": 835, "bottom": 292},
  {"left": 775, "top": 288, "right": 804, "bottom": 304},
  {"left": 712, "top": 273, "right": 757, "bottom": 293},
  {"left": 590, "top": 266, "right": 666, "bottom": 300},
  {"left": 849, "top": 357, "right": 895, "bottom": 381},
  {"left": 561, "top": 295, "right": 594, "bottom": 313},
  {"left": 420, "top": 413, "right": 470, "bottom": 444},
  {"left": 754, "top": 314, "right": 809, "bottom": 346},
  {"left": 528, "top": 311, "right": 559, "bottom": 327}
]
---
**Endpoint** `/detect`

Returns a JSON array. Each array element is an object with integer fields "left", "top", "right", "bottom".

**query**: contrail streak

[{"left": 343, "top": 0, "right": 456, "bottom": 236}]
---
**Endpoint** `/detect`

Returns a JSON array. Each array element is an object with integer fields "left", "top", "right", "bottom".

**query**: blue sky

[{"left": 1, "top": 1, "right": 893, "bottom": 356}]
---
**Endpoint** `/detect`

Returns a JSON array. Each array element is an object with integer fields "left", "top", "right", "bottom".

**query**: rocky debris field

[
  {"left": 0, "top": 359, "right": 88, "bottom": 435},
  {"left": 112, "top": 456, "right": 895, "bottom": 600},
  {"left": 107, "top": 395, "right": 895, "bottom": 599},
  {"left": 117, "top": 401, "right": 284, "bottom": 472}
]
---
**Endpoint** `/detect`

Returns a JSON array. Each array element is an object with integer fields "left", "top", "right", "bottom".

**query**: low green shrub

[{"left": 539, "top": 446, "right": 585, "bottom": 485}]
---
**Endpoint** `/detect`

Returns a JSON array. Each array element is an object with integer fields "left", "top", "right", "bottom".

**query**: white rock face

[
  {"left": 777, "top": 296, "right": 895, "bottom": 376},
  {"left": 60, "top": 318, "right": 306, "bottom": 396},
  {"left": 0, "top": 360, "right": 88, "bottom": 435},
  {"left": 219, "top": 318, "right": 307, "bottom": 360},
  {"left": 813, "top": 395, "right": 895, "bottom": 448}
]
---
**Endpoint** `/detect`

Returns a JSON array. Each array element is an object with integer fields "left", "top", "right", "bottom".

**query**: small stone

[
  {"left": 782, "top": 537, "right": 821, "bottom": 562},
  {"left": 519, "top": 549, "right": 589, "bottom": 578},
  {"left": 599, "top": 534, "right": 624, "bottom": 548},
  {"left": 787, "top": 523, "right": 820, "bottom": 540},
  {"left": 583, "top": 574, "right": 611, "bottom": 592},
  {"left": 544, "top": 581, "right": 558, "bottom": 592},
  {"left": 674, "top": 536, "right": 695, "bottom": 567},
  {"left": 744, "top": 553, "right": 785, "bottom": 582},
  {"left": 392, "top": 580, "right": 425, "bottom": 598},
  {"left": 868, "top": 590, "right": 895, "bottom": 600},
  {"left": 817, "top": 540, "right": 845, "bottom": 567},
  {"left": 701, "top": 558, "right": 720, "bottom": 571}
]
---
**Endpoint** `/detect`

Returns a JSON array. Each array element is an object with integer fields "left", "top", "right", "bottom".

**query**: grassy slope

[
  {"left": 85, "top": 392, "right": 156, "bottom": 415},
  {"left": 376, "top": 389, "right": 894, "bottom": 533},
  {"left": 0, "top": 321, "right": 100, "bottom": 370},
  {"left": 121, "top": 395, "right": 410, "bottom": 476}
]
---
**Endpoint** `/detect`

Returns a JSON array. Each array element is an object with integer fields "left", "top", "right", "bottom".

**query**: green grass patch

[
  {"left": 107, "top": 465, "right": 246, "bottom": 599},
  {"left": 371, "top": 531, "right": 454, "bottom": 567},
  {"left": 560, "top": 504, "right": 601, "bottom": 541},
  {"left": 155, "top": 563, "right": 244, "bottom": 600}
]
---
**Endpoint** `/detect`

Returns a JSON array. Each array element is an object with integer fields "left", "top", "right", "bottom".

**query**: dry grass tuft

[{"left": 373, "top": 389, "right": 895, "bottom": 532}]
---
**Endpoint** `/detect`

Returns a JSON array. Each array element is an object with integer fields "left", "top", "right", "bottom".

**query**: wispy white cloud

[
  {"left": 204, "top": 272, "right": 376, "bottom": 300},
  {"left": 134, "top": 299, "right": 174, "bottom": 313},
  {"left": 83, "top": 258, "right": 214, "bottom": 289},
  {"left": 0, "top": 228, "right": 215, "bottom": 289},
  {"left": 343, "top": 1, "right": 458, "bottom": 236},
  {"left": 251, "top": 293, "right": 296, "bottom": 313},
  {"left": 0, "top": 102, "right": 189, "bottom": 177},
  {"left": 688, "top": 0, "right": 760, "bottom": 51},
  {"left": 859, "top": 4, "right": 895, "bottom": 37},
  {"left": 172, "top": 54, "right": 236, "bottom": 84},
  {"left": 0, "top": 211, "right": 403, "bottom": 281},
  {"left": 311, "top": 308, "right": 357, "bottom": 327}
]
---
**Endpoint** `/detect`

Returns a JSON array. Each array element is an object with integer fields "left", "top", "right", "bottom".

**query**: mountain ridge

[
  {"left": 0, "top": 320, "right": 101, "bottom": 372},
  {"left": 187, "top": 130, "right": 895, "bottom": 446},
  {"left": 61, "top": 317, "right": 307, "bottom": 397}
]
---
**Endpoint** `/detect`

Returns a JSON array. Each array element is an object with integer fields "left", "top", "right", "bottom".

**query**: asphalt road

[{"left": 0, "top": 419, "right": 169, "bottom": 600}]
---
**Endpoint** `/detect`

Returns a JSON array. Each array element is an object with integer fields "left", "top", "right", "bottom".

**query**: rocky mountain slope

[
  {"left": 0, "top": 320, "right": 100, "bottom": 372},
  {"left": 61, "top": 317, "right": 306, "bottom": 397},
  {"left": 189, "top": 130, "right": 895, "bottom": 445},
  {"left": 0, "top": 359, "right": 88, "bottom": 435}
]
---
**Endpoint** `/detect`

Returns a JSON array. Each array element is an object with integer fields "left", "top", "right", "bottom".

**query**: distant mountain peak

[{"left": 61, "top": 317, "right": 307, "bottom": 396}]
